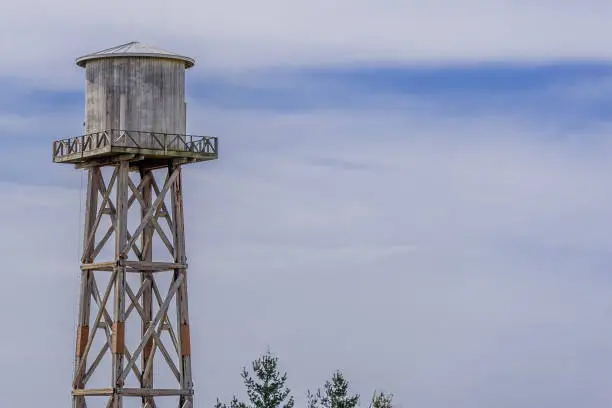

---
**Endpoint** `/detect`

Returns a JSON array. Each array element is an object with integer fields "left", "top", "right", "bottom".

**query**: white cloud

[
  {"left": 4, "top": 104, "right": 612, "bottom": 407},
  {"left": 185, "top": 110, "right": 612, "bottom": 407},
  {"left": 2, "top": 3, "right": 612, "bottom": 404},
  {"left": 0, "top": 110, "right": 83, "bottom": 136},
  {"left": 2, "top": 0, "right": 612, "bottom": 87}
]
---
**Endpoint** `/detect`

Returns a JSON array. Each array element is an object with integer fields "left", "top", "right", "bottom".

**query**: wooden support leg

[
  {"left": 71, "top": 161, "right": 197, "bottom": 408},
  {"left": 112, "top": 160, "right": 129, "bottom": 408},
  {"left": 171, "top": 163, "right": 194, "bottom": 408},
  {"left": 140, "top": 168, "right": 155, "bottom": 408},
  {"left": 73, "top": 167, "right": 99, "bottom": 408}
]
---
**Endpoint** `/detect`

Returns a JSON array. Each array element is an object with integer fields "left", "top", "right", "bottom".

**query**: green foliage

[
  {"left": 215, "top": 351, "right": 295, "bottom": 408},
  {"left": 217, "top": 352, "right": 393, "bottom": 408},
  {"left": 215, "top": 396, "right": 248, "bottom": 408},
  {"left": 369, "top": 391, "right": 393, "bottom": 408},
  {"left": 307, "top": 371, "right": 360, "bottom": 408}
]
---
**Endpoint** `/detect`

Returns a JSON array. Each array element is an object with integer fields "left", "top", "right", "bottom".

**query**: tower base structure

[{"left": 55, "top": 131, "right": 217, "bottom": 408}]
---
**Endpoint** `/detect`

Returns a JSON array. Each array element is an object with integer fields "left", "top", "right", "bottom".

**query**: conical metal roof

[{"left": 75, "top": 41, "right": 195, "bottom": 68}]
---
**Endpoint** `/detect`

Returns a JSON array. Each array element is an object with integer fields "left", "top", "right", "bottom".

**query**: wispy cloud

[
  {"left": 4, "top": 103, "right": 611, "bottom": 406},
  {"left": 2, "top": 5, "right": 612, "bottom": 405},
  {"left": 3, "top": 1, "right": 612, "bottom": 85},
  {"left": 182, "top": 109, "right": 612, "bottom": 407}
]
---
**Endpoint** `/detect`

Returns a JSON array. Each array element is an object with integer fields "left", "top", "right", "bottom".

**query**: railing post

[{"left": 53, "top": 131, "right": 218, "bottom": 162}]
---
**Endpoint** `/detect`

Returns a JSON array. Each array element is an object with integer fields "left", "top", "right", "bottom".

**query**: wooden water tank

[{"left": 76, "top": 41, "right": 195, "bottom": 149}]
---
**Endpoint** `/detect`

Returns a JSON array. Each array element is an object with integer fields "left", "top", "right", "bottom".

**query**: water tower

[{"left": 53, "top": 41, "right": 217, "bottom": 408}]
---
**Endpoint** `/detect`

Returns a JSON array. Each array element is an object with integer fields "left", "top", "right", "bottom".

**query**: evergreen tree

[
  {"left": 307, "top": 371, "right": 360, "bottom": 408},
  {"left": 215, "top": 351, "right": 295, "bottom": 408},
  {"left": 215, "top": 396, "right": 248, "bottom": 408},
  {"left": 369, "top": 391, "right": 393, "bottom": 408}
]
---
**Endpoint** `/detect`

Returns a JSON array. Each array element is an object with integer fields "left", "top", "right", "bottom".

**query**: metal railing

[{"left": 53, "top": 129, "right": 218, "bottom": 160}]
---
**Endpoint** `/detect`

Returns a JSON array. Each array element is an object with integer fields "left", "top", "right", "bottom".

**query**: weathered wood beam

[
  {"left": 72, "top": 387, "right": 192, "bottom": 397},
  {"left": 90, "top": 275, "right": 143, "bottom": 383},
  {"left": 74, "top": 154, "right": 141, "bottom": 169},
  {"left": 72, "top": 388, "right": 114, "bottom": 396},
  {"left": 138, "top": 175, "right": 155, "bottom": 396},
  {"left": 125, "top": 279, "right": 149, "bottom": 320},
  {"left": 122, "top": 388, "right": 193, "bottom": 397},
  {"left": 151, "top": 279, "right": 180, "bottom": 355},
  {"left": 82, "top": 342, "right": 110, "bottom": 385},
  {"left": 112, "top": 160, "right": 129, "bottom": 397},
  {"left": 82, "top": 167, "right": 117, "bottom": 263},
  {"left": 95, "top": 166, "right": 143, "bottom": 261},
  {"left": 69, "top": 146, "right": 199, "bottom": 408},
  {"left": 128, "top": 176, "right": 175, "bottom": 257},
  {"left": 122, "top": 169, "right": 179, "bottom": 256},
  {"left": 125, "top": 261, "right": 187, "bottom": 271},
  {"left": 73, "top": 268, "right": 117, "bottom": 388},
  {"left": 125, "top": 283, "right": 181, "bottom": 383},
  {"left": 171, "top": 163, "right": 193, "bottom": 394},
  {"left": 128, "top": 171, "right": 153, "bottom": 210},
  {"left": 81, "top": 261, "right": 187, "bottom": 272},
  {"left": 150, "top": 174, "right": 175, "bottom": 240},
  {"left": 92, "top": 224, "right": 114, "bottom": 261},
  {"left": 81, "top": 262, "right": 115, "bottom": 271},
  {"left": 120, "top": 274, "right": 184, "bottom": 381},
  {"left": 74, "top": 167, "right": 100, "bottom": 408}
]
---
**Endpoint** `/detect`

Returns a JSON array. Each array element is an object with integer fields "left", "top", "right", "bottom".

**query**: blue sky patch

[{"left": 3, "top": 61, "right": 612, "bottom": 123}]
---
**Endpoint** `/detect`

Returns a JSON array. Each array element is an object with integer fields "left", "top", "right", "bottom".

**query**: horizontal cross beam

[
  {"left": 72, "top": 388, "right": 193, "bottom": 397},
  {"left": 81, "top": 262, "right": 187, "bottom": 272}
]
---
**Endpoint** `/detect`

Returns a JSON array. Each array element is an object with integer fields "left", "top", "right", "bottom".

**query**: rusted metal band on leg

[
  {"left": 143, "top": 338, "right": 153, "bottom": 361},
  {"left": 112, "top": 322, "right": 125, "bottom": 354},
  {"left": 76, "top": 325, "right": 89, "bottom": 357},
  {"left": 180, "top": 323, "right": 191, "bottom": 356}
]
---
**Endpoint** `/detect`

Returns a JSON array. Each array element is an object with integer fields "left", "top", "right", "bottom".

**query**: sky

[{"left": 2, "top": 1, "right": 612, "bottom": 407}]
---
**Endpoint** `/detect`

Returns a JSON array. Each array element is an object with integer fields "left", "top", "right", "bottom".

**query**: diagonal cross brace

[
  {"left": 73, "top": 268, "right": 117, "bottom": 387},
  {"left": 151, "top": 279, "right": 180, "bottom": 355},
  {"left": 98, "top": 171, "right": 144, "bottom": 261},
  {"left": 125, "top": 282, "right": 181, "bottom": 382},
  {"left": 82, "top": 167, "right": 117, "bottom": 263},
  {"left": 90, "top": 275, "right": 143, "bottom": 382},
  {"left": 150, "top": 174, "right": 175, "bottom": 234},
  {"left": 90, "top": 170, "right": 144, "bottom": 261},
  {"left": 128, "top": 177, "right": 174, "bottom": 257},
  {"left": 82, "top": 342, "right": 109, "bottom": 385},
  {"left": 79, "top": 276, "right": 151, "bottom": 384},
  {"left": 122, "top": 169, "right": 179, "bottom": 257},
  {"left": 128, "top": 171, "right": 153, "bottom": 209},
  {"left": 120, "top": 274, "right": 184, "bottom": 381}
]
